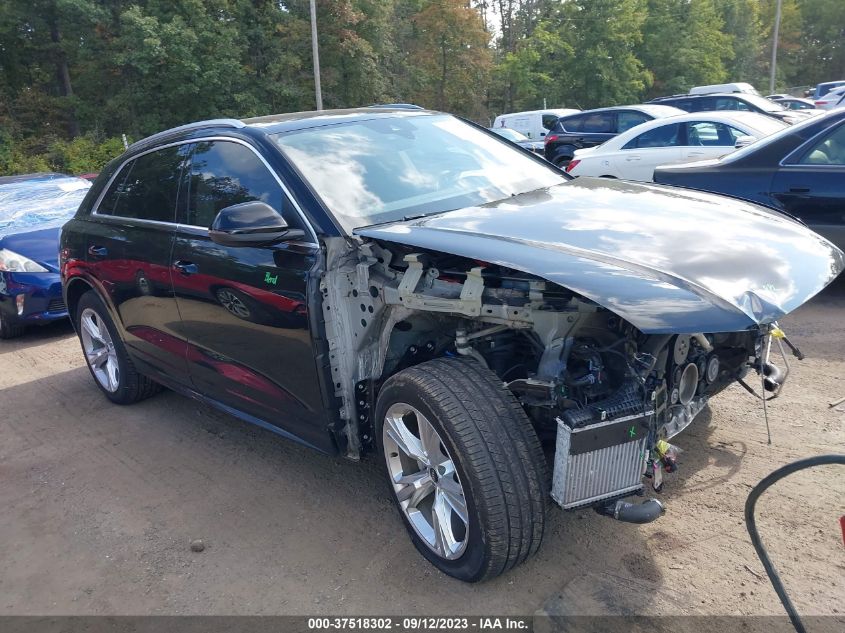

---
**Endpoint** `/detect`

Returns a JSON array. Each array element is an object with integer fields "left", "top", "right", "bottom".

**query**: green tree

[
  {"left": 638, "top": 0, "right": 732, "bottom": 98},
  {"left": 553, "top": 0, "right": 651, "bottom": 108}
]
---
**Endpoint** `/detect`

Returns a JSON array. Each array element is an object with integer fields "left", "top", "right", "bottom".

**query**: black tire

[
  {"left": 554, "top": 156, "right": 571, "bottom": 168},
  {"left": 375, "top": 357, "right": 547, "bottom": 582},
  {"left": 75, "top": 290, "right": 161, "bottom": 404},
  {"left": 0, "top": 310, "right": 25, "bottom": 339}
]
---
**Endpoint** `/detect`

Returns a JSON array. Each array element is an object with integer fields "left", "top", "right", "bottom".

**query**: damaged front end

[{"left": 319, "top": 235, "right": 808, "bottom": 521}]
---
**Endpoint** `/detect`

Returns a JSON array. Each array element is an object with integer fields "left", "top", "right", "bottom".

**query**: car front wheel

[{"left": 375, "top": 358, "right": 547, "bottom": 582}]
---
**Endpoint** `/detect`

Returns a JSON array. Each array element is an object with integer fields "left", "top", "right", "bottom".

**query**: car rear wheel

[
  {"left": 375, "top": 357, "right": 547, "bottom": 582},
  {"left": 76, "top": 290, "right": 161, "bottom": 404},
  {"left": 0, "top": 310, "right": 25, "bottom": 339},
  {"left": 554, "top": 156, "right": 572, "bottom": 168}
]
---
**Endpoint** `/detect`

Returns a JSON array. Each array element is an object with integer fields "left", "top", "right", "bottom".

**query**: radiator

[{"left": 551, "top": 412, "right": 651, "bottom": 509}]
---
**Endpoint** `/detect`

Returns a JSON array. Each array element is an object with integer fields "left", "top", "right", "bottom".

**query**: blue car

[{"left": 0, "top": 173, "right": 91, "bottom": 338}]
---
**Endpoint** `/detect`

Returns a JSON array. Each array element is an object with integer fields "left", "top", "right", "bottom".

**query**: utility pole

[
  {"left": 310, "top": 0, "right": 323, "bottom": 111},
  {"left": 769, "top": 0, "right": 783, "bottom": 94}
]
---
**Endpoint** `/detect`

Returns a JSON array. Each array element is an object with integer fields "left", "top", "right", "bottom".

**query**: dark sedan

[
  {"left": 0, "top": 173, "right": 91, "bottom": 338},
  {"left": 654, "top": 109, "right": 845, "bottom": 250}
]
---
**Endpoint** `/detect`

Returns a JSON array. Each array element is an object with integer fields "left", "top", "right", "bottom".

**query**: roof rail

[{"left": 127, "top": 118, "right": 246, "bottom": 152}]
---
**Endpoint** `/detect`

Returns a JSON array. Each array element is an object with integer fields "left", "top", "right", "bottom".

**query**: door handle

[
  {"left": 687, "top": 151, "right": 706, "bottom": 156},
  {"left": 173, "top": 260, "right": 198, "bottom": 275},
  {"left": 788, "top": 186, "right": 810, "bottom": 193},
  {"left": 88, "top": 245, "right": 108, "bottom": 257},
  {"left": 626, "top": 156, "right": 641, "bottom": 162}
]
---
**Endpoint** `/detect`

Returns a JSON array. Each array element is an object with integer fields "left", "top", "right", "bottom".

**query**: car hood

[
  {"left": 356, "top": 178, "right": 844, "bottom": 333},
  {"left": 0, "top": 225, "right": 62, "bottom": 272}
]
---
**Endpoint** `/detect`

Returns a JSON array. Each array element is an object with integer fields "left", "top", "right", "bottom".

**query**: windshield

[
  {"left": 742, "top": 94, "right": 786, "bottom": 112},
  {"left": 721, "top": 111, "right": 843, "bottom": 163},
  {"left": 273, "top": 114, "right": 564, "bottom": 231},
  {"left": 492, "top": 127, "right": 529, "bottom": 142}
]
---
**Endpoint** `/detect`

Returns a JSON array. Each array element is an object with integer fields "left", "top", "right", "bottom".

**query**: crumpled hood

[{"left": 357, "top": 178, "right": 845, "bottom": 333}]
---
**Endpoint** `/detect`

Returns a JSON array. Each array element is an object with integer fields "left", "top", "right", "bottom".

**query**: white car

[
  {"left": 814, "top": 85, "right": 845, "bottom": 110},
  {"left": 566, "top": 112, "right": 787, "bottom": 181},
  {"left": 492, "top": 108, "right": 580, "bottom": 140}
]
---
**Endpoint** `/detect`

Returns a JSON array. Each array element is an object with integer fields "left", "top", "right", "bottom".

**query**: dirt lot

[{"left": 1, "top": 279, "right": 843, "bottom": 617}]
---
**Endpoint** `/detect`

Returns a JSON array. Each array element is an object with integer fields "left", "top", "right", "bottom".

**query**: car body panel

[{"left": 357, "top": 178, "right": 845, "bottom": 334}]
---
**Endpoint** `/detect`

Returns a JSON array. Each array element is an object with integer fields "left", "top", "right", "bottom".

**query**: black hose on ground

[{"left": 744, "top": 454, "right": 845, "bottom": 633}]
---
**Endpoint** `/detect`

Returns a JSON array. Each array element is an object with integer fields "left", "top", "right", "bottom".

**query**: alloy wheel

[
  {"left": 382, "top": 403, "right": 469, "bottom": 560},
  {"left": 79, "top": 307, "right": 120, "bottom": 392}
]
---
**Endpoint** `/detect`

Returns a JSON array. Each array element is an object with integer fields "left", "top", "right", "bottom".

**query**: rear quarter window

[
  {"left": 96, "top": 145, "right": 188, "bottom": 223},
  {"left": 558, "top": 116, "right": 583, "bottom": 133}
]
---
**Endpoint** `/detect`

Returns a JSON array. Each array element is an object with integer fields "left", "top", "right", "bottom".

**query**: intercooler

[{"left": 551, "top": 411, "right": 651, "bottom": 509}]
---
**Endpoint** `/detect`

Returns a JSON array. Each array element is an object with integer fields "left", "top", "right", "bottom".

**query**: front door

[{"left": 171, "top": 139, "right": 331, "bottom": 451}]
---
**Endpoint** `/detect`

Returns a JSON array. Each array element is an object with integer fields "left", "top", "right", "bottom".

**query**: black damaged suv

[{"left": 60, "top": 108, "right": 843, "bottom": 582}]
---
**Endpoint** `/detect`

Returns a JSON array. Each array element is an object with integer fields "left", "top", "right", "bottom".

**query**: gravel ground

[{"left": 0, "top": 277, "right": 843, "bottom": 617}]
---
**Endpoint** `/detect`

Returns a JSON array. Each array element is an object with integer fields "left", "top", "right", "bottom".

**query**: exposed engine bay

[{"left": 320, "top": 237, "right": 795, "bottom": 513}]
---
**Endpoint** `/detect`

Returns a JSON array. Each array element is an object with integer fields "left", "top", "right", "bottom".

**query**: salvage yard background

[
  {"left": 1, "top": 276, "right": 843, "bottom": 615},
  {"left": 2, "top": 0, "right": 845, "bottom": 175}
]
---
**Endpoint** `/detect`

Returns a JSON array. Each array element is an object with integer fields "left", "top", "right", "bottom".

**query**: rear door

[
  {"left": 86, "top": 143, "right": 192, "bottom": 381},
  {"left": 614, "top": 122, "right": 683, "bottom": 181},
  {"left": 771, "top": 120, "right": 845, "bottom": 247},
  {"left": 578, "top": 111, "right": 616, "bottom": 148},
  {"left": 616, "top": 110, "right": 651, "bottom": 134},
  {"left": 681, "top": 121, "right": 745, "bottom": 162},
  {"left": 171, "top": 138, "right": 331, "bottom": 450}
]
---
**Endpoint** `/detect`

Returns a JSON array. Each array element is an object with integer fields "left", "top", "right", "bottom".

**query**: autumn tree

[{"left": 407, "top": 0, "right": 492, "bottom": 119}]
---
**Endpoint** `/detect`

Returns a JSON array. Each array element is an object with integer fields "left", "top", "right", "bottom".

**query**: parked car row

[{"left": 565, "top": 111, "right": 786, "bottom": 181}]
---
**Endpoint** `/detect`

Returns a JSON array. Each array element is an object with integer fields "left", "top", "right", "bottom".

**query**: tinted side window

[
  {"left": 541, "top": 114, "right": 559, "bottom": 130},
  {"left": 665, "top": 99, "right": 694, "bottom": 112},
  {"left": 617, "top": 111, "right": 651, "bottom": 132},
  {"left": 97, "top": 146, "right": 187, "bottom": 222},
  {"left": 186, "top": 140, "right": 295, "bottom": 229},
  {"left": 714, "top": 97, "right": 749, "bottom": 111},
  {"left": 623, "top": 123, "right": 682, "bottom": 149},
  {"left": 558, "top": 115, "right": 582, "bottom": 132},
  {"left": 581, "top": 112, "right": 615, "bottom": 133}
]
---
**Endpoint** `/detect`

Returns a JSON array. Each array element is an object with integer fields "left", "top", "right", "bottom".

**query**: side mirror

[
  {"left": 734, "top": 135, "right": 756, "bottom": 149},
  {"left": 209, "top": 201, "right": 305, "bottom": 247}
]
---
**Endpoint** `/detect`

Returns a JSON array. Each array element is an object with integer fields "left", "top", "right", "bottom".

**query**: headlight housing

[{"left": 0, "top": 248, "right": 49, "bottom": 273}]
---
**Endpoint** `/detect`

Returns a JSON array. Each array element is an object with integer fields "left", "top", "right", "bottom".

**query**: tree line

[{"left": 1, "top": 0, "right": 843, "bottom": 175}]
